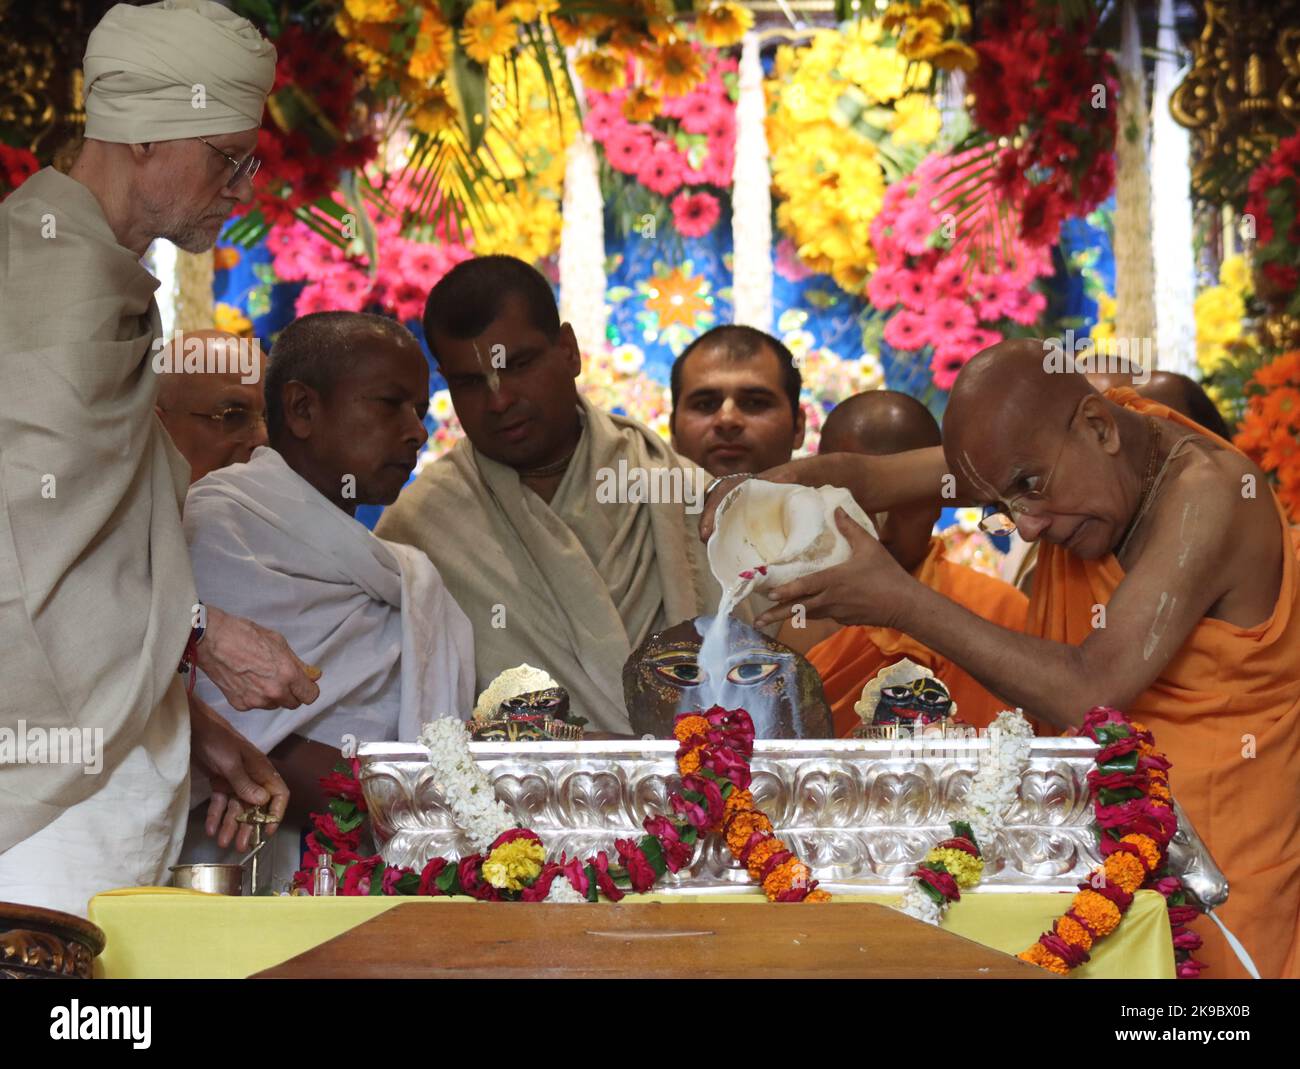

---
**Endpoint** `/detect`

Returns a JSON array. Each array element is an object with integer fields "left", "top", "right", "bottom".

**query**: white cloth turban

[{"left": 83, "top": 0, "right": 277, "bottom": 143}]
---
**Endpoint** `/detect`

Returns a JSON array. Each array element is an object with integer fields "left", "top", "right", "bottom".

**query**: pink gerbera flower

[
  {"left": 929, "top": 346, "right": 970, "bottom": 391},
  {"left": 895, "top": 205, "right": 939, "bottom": 257},
  {"left": 929, "top": 297, "right": 978, "bottom": 344},
  {"left": 671, "top": 189, "right": 721, "bottom": 238},
  {"left": 584, "top": 98, "right": 626, "bottom": 144},
  {"left": 884, "top": 309, "right": 930, "bottom": 352},
  {"left": 294, "top": 280, "right": 334, "bottom": 316},
  {"left": 866, "top": 265, "right": 907, "bottom": 311},
  {"left": 678, "top": 93, "right": 721, "bottom": 135},
  {"left": 930, "top": 257, "right": 966, "bottom": 300},
  {"left": 638, "top": 142, "right": 685, "bottom": 197},
  {"left": 604, "top": 127, "right": 652, "bottom": 175},
  {"left": 701, "top": 144, "right": 734, "bottom": 187},
  {"left": 322, "top": 266, "right": 372, "bottom": 312},
  {"left": 898, "top": 271, "right": 936, "bottom": 313}
]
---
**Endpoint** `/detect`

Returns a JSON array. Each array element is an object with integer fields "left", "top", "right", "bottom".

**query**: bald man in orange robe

[
  {"left": 709, "top": 339, "right": 1300, "bottom": 978},
  {"left": 789, "top": 391, "right": 1027, "bottom": 735}
]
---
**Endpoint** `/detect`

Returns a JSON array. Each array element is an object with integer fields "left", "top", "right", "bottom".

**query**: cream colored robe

[
  {"left": 0, "top": 169, "right": 195, "bottom": 862},
  {"left": 376, "top": 399, "right": 727, "bottom": 732}
]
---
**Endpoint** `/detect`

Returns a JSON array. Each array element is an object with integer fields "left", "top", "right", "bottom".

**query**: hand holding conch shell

[{"left": 755, "top": 509, "right": 911, "bottom": 630}]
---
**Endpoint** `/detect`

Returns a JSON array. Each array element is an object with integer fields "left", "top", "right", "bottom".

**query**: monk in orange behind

[
  {"left": 709, "top": 339, "right": 1300, "bottom": 979},
  {"left": 790, "top": 391, "right": 1026, "bottom": 735}
]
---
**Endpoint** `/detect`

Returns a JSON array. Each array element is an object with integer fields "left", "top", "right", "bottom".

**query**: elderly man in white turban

[{"left": 0, "top": 0, "right": 321, "bottom": 918}]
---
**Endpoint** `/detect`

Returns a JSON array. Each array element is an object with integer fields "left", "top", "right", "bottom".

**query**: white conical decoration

[
  {"left": 1151, "top": 0, "right": 1198, "bottom": 376},
  {"left": 1114, "top": 0, "right": 1156, "bottom": 367},
  {"left": 559, "top": 49, "right": 607, "bottom": 357},
  {"left": 730, "top": 32, "right": 773, "bottom": 332}
]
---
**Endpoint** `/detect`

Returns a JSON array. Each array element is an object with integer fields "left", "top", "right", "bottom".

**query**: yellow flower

[
  {"left": 695, "top": 2, "right": 754, "bottom": 48},
  {"left": 644, "top": 40, "right": 706, "bottom": 97},
  {"left": 343, "top": 0, "right": 400, "bottom": 21},
  {"left": 460, "top": 0, "right": 518, "bottom": 65},
  {"left": 926, "top": 847, "right": 985, "bottom": 889},
  {"left": 892, "top": 93, "right": 941, "bottom": 145},
  {"left": 1219, "top": 253, "right": 1251, "bottom": 295},
  {"left": 408, "top": 8, "right": 453, "bottom": 82},
  {"left": 899, "top": 17, "right": 945, "bottom": 60},
  {"left": 576, "top": 49, "right": 626, "bottom": 93},
  {"left": 431, "top": 390, "right": 455, "bottom": 422},
  {"left": 481, "top": 837, "right": 546, "bottom": 891},
  {"left": 622, "top": 85, "right": 662, "bottom": 122},
  {"left": 928, "top": 40, "right": 978, "bottom": 72},
  {"left": 410, "top": 86, "right": 459, "bottom": 135},
  {"left": 507, "top": 0, "right": 559, "bottom": 21},
  {"left": 213, "top": 302, "right": 252, "bottom": 338}
]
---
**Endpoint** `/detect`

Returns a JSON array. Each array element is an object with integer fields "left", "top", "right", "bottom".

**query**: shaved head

[
  {"left": 820, "top": 390, "right": 943, "bottom": 572},
  {"left": 820, "top": 389, "right": 941, "bottom": 457},
  {"left": 1087, "top": 368, "right": 1231, "bottom": 440},
  {"left": 943, "top": 338, "right": 1162, "bottom": 559},
  {"left": 155, "top": 329, "right": 267, "bottom": 483}
]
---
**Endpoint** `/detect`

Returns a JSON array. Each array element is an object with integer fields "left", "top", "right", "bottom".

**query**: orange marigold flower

[
  {"left": 725, "top": 810, "right": 774, "bottom": 855},
  {"left": 1105, "top": 850, "right": 1147, "bottom": 894},
  {"left": 1149, "top": 782, "right": 1172, "bottom": 802},
  {"left": 1121, "top": 833, "right": 1161, "bottom": 871},
  {"left": 745, "top": 837, "right": 785, "bottom": 880},
  {"left": 1056, "top": 914, "right": 1094, "bottom": 950},
  {"left": 805, "top": 888, "right": 833, "bottom": 903},
  {"left": 1073, "top": 889, "right": 1122, "bottom": 936},
  {"left": 677, "top": 747, "right": 703, "bottom": 776},
  {"left": 724, "top": 788, "right": 754, "bottom": 815},
  {"left": 763, "top": 858, "right": 811, "bottom": 901},
  {"left": 1018, "top": 944, "right": 1070, "bottom": 975},
  {"left": 673, "top": 715, "right": 709, "bottom": 743}
]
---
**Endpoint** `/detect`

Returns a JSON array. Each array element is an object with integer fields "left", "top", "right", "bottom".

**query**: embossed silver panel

[{"left": 358, "top": 738, "right": 1227, "bottom": 907}]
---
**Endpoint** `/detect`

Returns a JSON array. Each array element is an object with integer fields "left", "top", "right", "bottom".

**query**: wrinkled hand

[
  {"left": 755, "top": 509, "right": 911, "bottom": 630},
  {"left": 195, "top": 605, "right": 321, "bottom": 711},
  {"left": 188, "top": 693, "right": 289, "bottom": 852}
]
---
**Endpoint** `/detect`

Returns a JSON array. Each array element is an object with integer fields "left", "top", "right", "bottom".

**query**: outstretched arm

[{"left": 757, "top": 492, "right": 1234, "bottom": 728}]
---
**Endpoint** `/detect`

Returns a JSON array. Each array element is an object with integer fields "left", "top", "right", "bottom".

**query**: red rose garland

[
  {"left": 294, "top": 707, "right": 828, "bottom": 904},
  {"left": 0, "top": 144, "right": 40, "bottom": 200}
]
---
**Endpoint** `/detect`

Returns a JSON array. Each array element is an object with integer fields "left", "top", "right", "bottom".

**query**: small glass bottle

[{"left": 313, "top": 852, "right": 337, "bottom": 897}]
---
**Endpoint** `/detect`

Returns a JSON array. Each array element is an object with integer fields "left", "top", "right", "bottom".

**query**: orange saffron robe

[
  {"left": 807, "top": 538, "right": 1028, "bottom": 736},
  {"left": 1028, "top": 389, "right": 1300, "bottom": 978}
]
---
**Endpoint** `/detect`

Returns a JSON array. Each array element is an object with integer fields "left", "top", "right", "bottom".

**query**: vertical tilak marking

[
  {"left": 1177, "top": 501, "right": 1198, "bottom": 568},
  {"left": 1144, "top": 591, "right": 1177, "bottom": 660}
]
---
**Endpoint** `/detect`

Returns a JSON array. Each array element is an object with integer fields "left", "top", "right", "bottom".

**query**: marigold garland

[
  {"left": 294, "top": 707, "right": 829, "bottom": 904},
  {"left": 1018, "top": 707, "right": 1206, "bottom": 978}
]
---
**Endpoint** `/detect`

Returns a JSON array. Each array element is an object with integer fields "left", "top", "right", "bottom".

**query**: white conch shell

[{"left": 707, "top": 479, "right": 877, "bottom": 600}]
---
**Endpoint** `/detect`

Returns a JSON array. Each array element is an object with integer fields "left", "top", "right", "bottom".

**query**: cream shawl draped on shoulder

[
  {"left": 376, "top": 398, "right": 724, "bottom": 732},
  {"left": 184, "top": 446, "right": 475, "bottom": 754},
  {"left": 0, "top": 168, "right": 196, "bottom": 853}
]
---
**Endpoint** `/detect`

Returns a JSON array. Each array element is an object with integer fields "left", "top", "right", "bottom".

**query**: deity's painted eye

[
  {"left": 918, "top": 684, "right": 951, "bottom": 706},
  {"left": 881, "top": 685, "right": 914, "bottom": 702},
  {"left": 726, "top": 661, "right": 778, "bottom": 685},
  {"left": 654, "top": 662, "right": 704, "bottom": 686}
]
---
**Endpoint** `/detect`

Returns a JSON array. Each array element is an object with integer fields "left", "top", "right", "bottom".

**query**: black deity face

[{"left": 871, "top": 676, "right": 954, "bottom": 726}]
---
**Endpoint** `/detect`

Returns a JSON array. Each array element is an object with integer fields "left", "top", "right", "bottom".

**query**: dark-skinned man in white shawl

[
  {"left": 376, "top": 256, "right": 740, "bottom": 735},
  {"left": 177, "top": 313, "right": 474, "bottom": 889},
  {"left": 0, "top": 0, "right": 320, "bottom": 917}
]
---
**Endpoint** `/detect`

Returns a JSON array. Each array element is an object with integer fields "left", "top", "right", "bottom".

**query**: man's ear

[
  {"left": 1079, "top": 394, "right": 1122, "bottom": 455},
  {"left": 281, "top": 380, "right": 320, "bottom": 442},
  {"left": 557, "top": 323, "right": 582, "bottom": 378},
  {"left": 792, "top": 401, "right": 807, "bottom": 451}
]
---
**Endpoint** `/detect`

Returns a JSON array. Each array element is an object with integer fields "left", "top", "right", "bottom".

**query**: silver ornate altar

[{"left": 358, "top": 737, "right": 1228, "bottom": 908}]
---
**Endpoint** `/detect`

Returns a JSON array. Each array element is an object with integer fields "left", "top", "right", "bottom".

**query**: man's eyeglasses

[
  {"left": 977, "top": 431, "right": 1070, "bottom": 536},
  {"left": 196, "top": 136, "right": 260, "bottom": 189},
  {"left": 167, "top": 406, "right": 266, "bottom": 435}
]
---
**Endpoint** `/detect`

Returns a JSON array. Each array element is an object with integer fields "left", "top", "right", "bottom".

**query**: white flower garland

[
  {"left": 899, "top": 710, "right": 1035, "bottom": 925},
  {"left": 545, "top": 879, "right": 588, "bottom": 903},
  {"left": 418, "top": 718, "right": 515, "bottom": 853}
]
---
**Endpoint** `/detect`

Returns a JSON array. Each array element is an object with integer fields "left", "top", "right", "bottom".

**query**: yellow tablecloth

[{"left": 88, "top": 888, "right": 1174, "bottom": 978}]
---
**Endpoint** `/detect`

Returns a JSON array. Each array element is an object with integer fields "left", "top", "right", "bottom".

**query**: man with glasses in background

[
  {"left": 156, "top": 329, "right": 269, "bottom": 483},
  {"left": 0, "top": 0, "right": 320, "bottom": 917},
  {"left": 705, "top": 337, "right": 1300, "bottom": 978}
]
